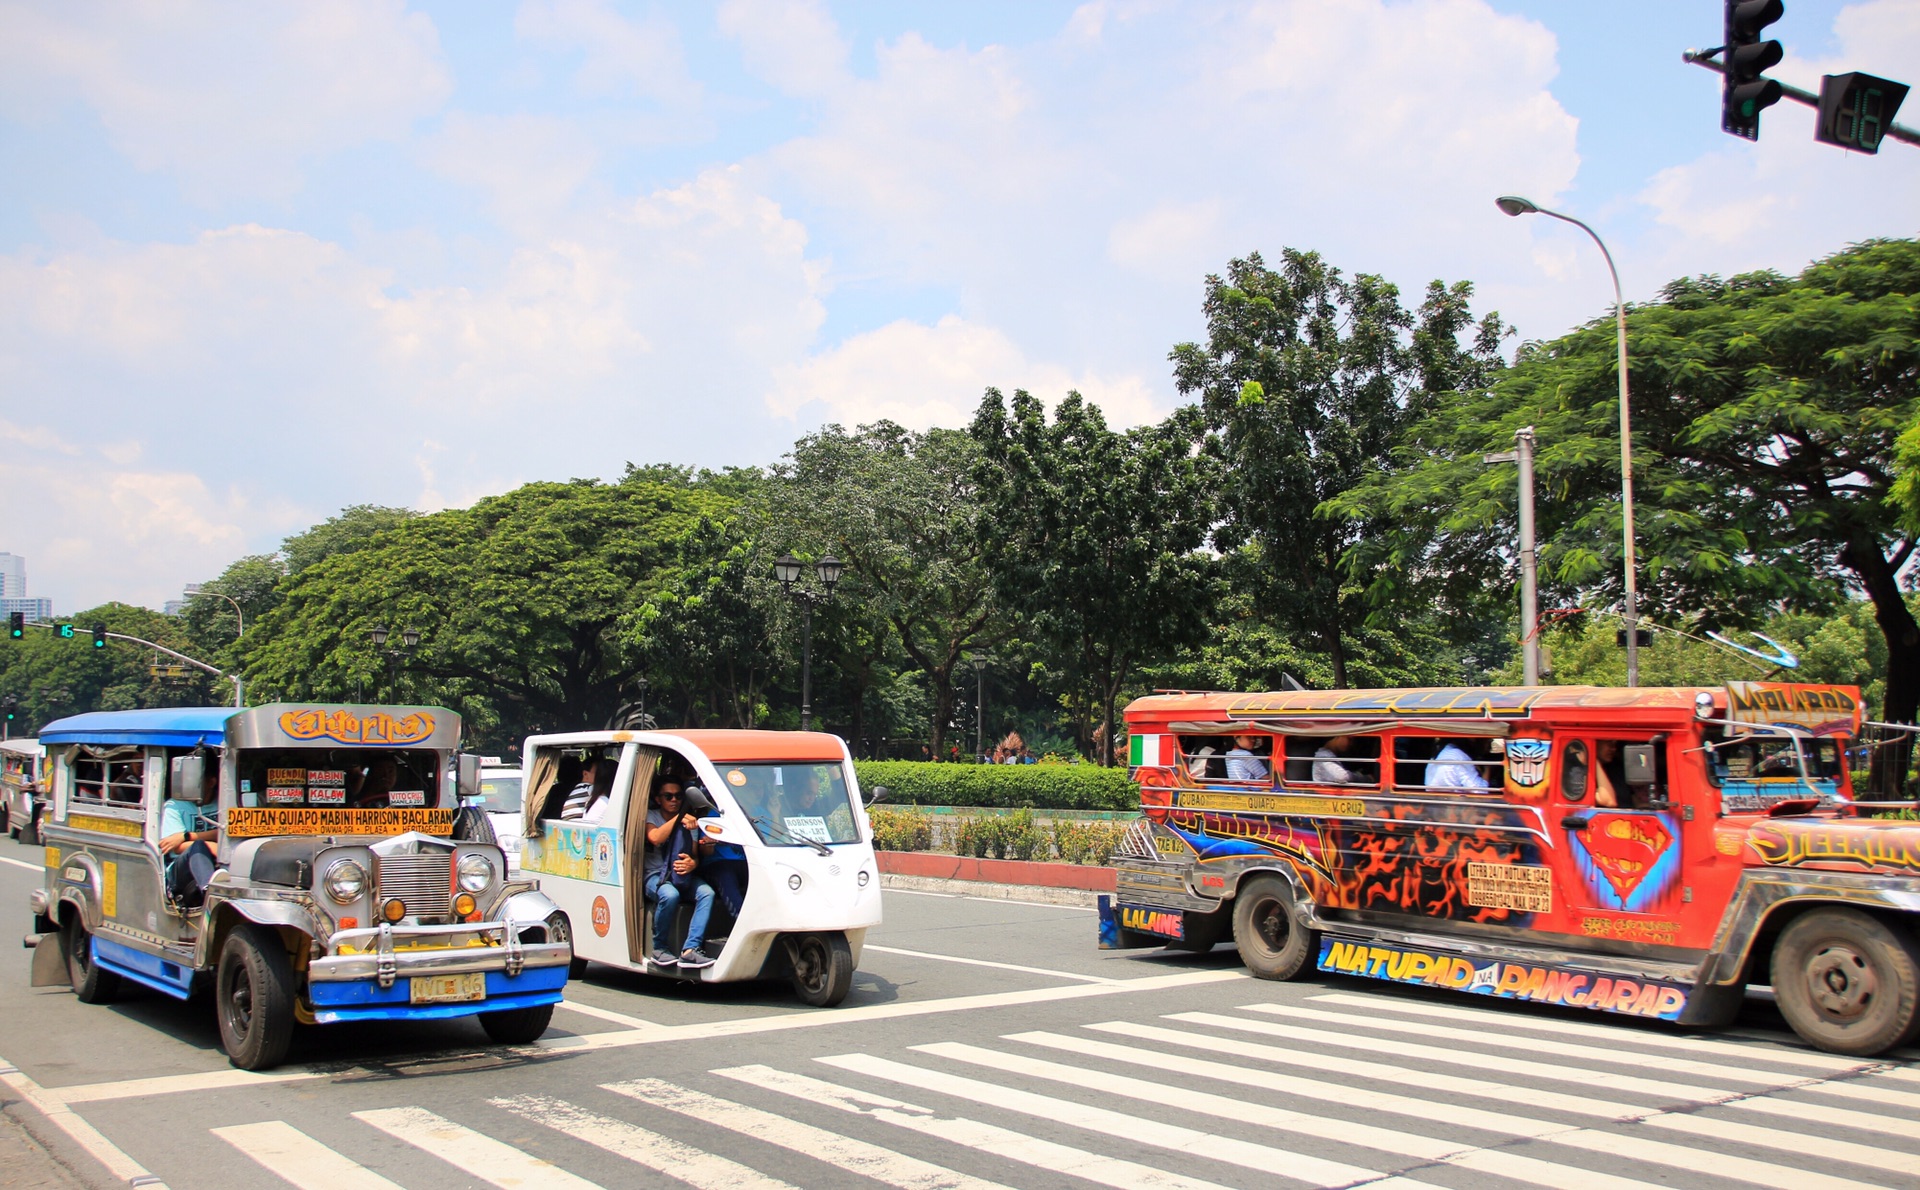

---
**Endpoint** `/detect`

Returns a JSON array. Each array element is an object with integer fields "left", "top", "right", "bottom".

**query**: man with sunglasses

[{"left": 642, "top": 779, "right": 716, "bottom": 969}]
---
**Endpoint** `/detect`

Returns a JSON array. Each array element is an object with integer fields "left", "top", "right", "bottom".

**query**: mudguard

[
  {"left": 499, "top": 888, "right": 562, "bottom": 929},
  {"left": 29, "top": 920, "right": 68, "bottom": 987}
]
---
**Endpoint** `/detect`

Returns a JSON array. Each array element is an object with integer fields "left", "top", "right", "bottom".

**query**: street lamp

[
  {"left": 773, "top": 553, "right": 843, "bottom": 731},
  {"left": 369, "top": 625, "right": 420, "bottom": 703},
  {"left": 1496, "top": 195, "right": 1641, "bottom": 687},
  {"left": 183, "top": 583, "right": 243, "bottom": 638},
  {"left": 1483, "top": 427, "right": 1541, "bottom": 685},
  {"left": 969, "top": 652, "right": 990, "bottom": 761}
]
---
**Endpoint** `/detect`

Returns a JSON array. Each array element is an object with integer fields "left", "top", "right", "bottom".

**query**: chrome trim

[{"left": 308, "top": 940, "right": 571, "bottom": 982}]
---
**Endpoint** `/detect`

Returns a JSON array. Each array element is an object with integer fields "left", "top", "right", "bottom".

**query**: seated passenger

[
  {"left": 1593, "top": 739, "right": 1630, "bottom": 808},
  {"left": 161, "top": 763, "right": 220, "bottom": 907},
  {"left": 580, "top": 756, "right": 618, "bottom": 824},
  {"left": 1424, "top": 741, "right": 1490, "bottom": 790},
  {"left": 1225, "top": 735, "right": 1270, "bottom": 782},
  {"left": 694, "top": 784, "right": 748, "bottom": 918},
  {"left": 1313, "top": 735, "right": 1363, "bottom": 784},
  {"left": 562, "top": 754, "right": 607, "bottom": 821},
  {"left": 347, "top": 754, "right": 399, "bottom": 808},
  {"left": 538, "top": 756, "right": 584, "bottom": 820},
  {"left": 644, "top": 780, "right": 716, "bottom": 969}
]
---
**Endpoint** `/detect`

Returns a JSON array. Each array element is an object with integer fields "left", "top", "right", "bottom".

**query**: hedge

[{"left": 853, "top": 760, "right": 1137, "bottom": 811}]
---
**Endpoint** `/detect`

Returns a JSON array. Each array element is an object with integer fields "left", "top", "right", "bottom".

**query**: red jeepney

[{"left": 1100, "top": 681, "right": 1920, "bottom": 1055}]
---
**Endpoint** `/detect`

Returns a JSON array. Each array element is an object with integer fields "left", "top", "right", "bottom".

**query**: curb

[
  {"left": 880, "top": 873, "right": 1102, "bottom": 908},
  {"left": 875, "top": 851, "right": 1117, "bottom": 892}
]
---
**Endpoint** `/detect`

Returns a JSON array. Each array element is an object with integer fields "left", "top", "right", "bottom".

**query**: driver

[{"left": 160, "top": 759, "right": 220, "bottom": 907}]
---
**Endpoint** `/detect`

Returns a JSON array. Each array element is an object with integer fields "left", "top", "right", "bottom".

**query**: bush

[
  {"left": 856, "top": 760, "right": 1136, "bottom": 811},
  {"left": 1051, "top": 818, "right": 1126, "bottom": 865},
  {"left": 867, "top": 807, "right": 934, "bottom": 851},
  {"left": 949, "top": 808, "right": 1050, "bottom": 860}
]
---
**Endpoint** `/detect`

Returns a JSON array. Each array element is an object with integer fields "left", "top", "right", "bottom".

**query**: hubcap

[
  {"left": 1255, "top": 898, "right": 1287, "bottom": 952},
  {"left": 1806, "top": 943, "right": 1876, "bottom": 1019},
  {"left": 794, "top": 940, "right": 823, "bottom": 990},
  {"left": 230, "top": 968, "right": 254, "bottom": 1034}
]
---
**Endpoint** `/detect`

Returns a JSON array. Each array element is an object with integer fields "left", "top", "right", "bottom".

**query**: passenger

[
  {"left": 347, "top": 754, "right": 399, "bottom": 808},
  {"left": 1225, "top": 734, "right": 1270, "bottom": 781},
  {"left": 1425, "top": 741, "right": 1490, "bottom": 790},
  {"left": 643, "top": 780, "right": 716, "bottom": 969},
  {"left": 1593, "top": 740, "right": 1629, "bottom": 808},
  {"left": 540, "top": 756, "right": 584, "bottom": 820},
  {"left": 580, "top": 757, "right": 617, "bottom": 824},
  {"left": 561, "top": 754, "right": 605, "bottom": 821},
  {"left": 695, "top": 784, "right": 749, "bottom": 918},
  {"left": 160, "top": 761, "right": 220, "bottom": 907},
  {"left": 1313, "top": 735, "right": 1362, "bottom": 784}
]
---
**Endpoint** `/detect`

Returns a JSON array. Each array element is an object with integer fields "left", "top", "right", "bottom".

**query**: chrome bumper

[{"left": 315, "top": 920, "right": 571, "bottom": 988}]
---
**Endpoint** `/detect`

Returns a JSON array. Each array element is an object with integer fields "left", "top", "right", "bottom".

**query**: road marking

[
  {"left": 554, "top": 998, "right": 658, "bottom": 1029},
  {"left": 608, "top": 1075, "right": 1024, "bottom": 1190},
  {"left": 705, "top": 1067, "right": 1232, "bottom": 1190},
  {"left": 354, "top": 1106, "right": 603, "bottom": 1189},
  {"left": 492, "top": 1094, "right": 801, "bottom": 1189},
  {"left": 1306, "top": 991, "right": 1867, "bottom": 1073},
  {"left": 862, "top": 944, "right": 1121, "bottom": 984},
  {"left": 212, "top": 1121, "right": 404, "bottom": 1189},
  {"left": 816, "top": 1052, "right": 1396, "bottom": 1188},
  {"left": 51, "top": 1067, "right": 328, "bottom": 1105},
  {"left": 1247, "top": 1002, "right": 1845, "bottom": 1087},
  {"left": 0, "top": 1052, "right": 168, "bottom": 1188},
  {"left": 0, "top": 854, "right": 40, "bottom": 872}
]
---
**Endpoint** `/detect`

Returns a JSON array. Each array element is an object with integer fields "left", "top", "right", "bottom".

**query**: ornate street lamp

[
  {"left": 774, "top": 554, "right": 844, "bottom": 731},
  {"left": 369, "top": 625, "right": 420, "bottom": 703},
  {"left": 969, "top": 651, "right": 990, "bottom": 761}
]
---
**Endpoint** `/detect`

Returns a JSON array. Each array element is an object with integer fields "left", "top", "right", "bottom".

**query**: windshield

[
  {"left": 235, "top": 748, "right": 444, "bottom": 809},
  {"left": 1710, "top": 735, "right": 1845, "bottom": 784},
  {"left": 720, "top": 762, "right": 859, "bottom": 846},
  {"left": 477, "top": 773, "right": 522, "bottom": 814}
]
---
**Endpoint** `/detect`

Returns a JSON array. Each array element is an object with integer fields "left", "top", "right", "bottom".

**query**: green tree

[
  {"left": 1170, "top": 249, "right": 1508, "bottom": 687},
  {"left": 1, "top": 604, "right": 225, "bottom": 730},
  {"left": 1337, "top": 239, "right": 1920, "bottom": 789},
  {"left": 280, "top": 504, "right": 420, "bottom": 575},
  {"left": 628, "top": 517, "right": 782, "bottom": 729},
  {"left": 971, "top": 390, "right": 1215, "bottom": 764}
]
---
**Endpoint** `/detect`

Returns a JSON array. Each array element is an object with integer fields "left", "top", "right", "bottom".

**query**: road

[{"left": 0, "top": 831, "right": 1916, "bottom": 1190}]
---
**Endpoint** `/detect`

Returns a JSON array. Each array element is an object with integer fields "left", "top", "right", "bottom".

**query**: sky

[{"left": 2, "top": 0, "right": 1916, "bottom": 614}]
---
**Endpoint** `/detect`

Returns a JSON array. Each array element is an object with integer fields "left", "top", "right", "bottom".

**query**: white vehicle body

[
  {"left": 0, "top": 737, "right": 44, "bottom": 841},
  {"left": 477, "top": 766, "right": 525, "bottom": 873},
  {"left": 517, "top": 729, "right": 882, "bottom": 1006}
]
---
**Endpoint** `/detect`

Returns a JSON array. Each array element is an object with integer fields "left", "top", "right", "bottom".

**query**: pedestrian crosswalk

[{"left": 182, "top": 991, "right": 1920, "bottom": 1190}]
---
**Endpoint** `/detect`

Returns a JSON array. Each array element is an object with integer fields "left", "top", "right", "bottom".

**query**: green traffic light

[{"left": 92, "top": 625, "right": 107, "bottom": 649}]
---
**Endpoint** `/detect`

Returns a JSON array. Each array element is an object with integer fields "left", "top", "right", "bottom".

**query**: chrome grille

[{"left": 375, "top": 851, "right": 452, "bottom": 917}]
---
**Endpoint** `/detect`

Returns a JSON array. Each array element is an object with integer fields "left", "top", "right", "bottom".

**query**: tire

[
  {"left": 789, "top": 932, "right": 854, "bottom": 1007},
  {"left": 1, "top": 803, "right": 11, "bottom": 835},
  {"left": 1232, "top": 874, "right": 1317, "bottom": 980},
  {"left": 1771, "top": 907, "right": 1920, "bottom": 1057},
  {"left": 568, "top": 957, "right": 589, "bottom": 979},
  {"left": 216, "top": 925, "right": 296, "bottom": 1071},
  {"left": 479, "top": 1003, "right": 554, "bottom": 1045},
  {"left": 21, "top": 807, "right": 40, "bottom": 847},
  {"left": 65, "top": 915, "right": 121, "bottom": 1004}
]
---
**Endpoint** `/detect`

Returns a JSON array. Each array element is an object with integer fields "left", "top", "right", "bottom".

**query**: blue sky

[{"left": 1, "top": 0, "right": 1915, "bottom": 613}]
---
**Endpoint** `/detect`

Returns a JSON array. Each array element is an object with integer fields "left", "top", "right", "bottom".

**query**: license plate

[{"left": 409, "top": 972, "right": 485, "bottom": 1004}]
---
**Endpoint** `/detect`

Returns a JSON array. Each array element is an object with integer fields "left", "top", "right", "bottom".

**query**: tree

[
  {"left": 971, "top": 390, "right": 1216, "bottom": 764},
  {"left": 280, "top": 505, "right": 419, "bottom": 575},
  {"left": 0, "top": 604, "right": 224, "bottom": 730},
  {"left": 1338, "top": 239, "right": 1920, "bottom": 791},
  {"left": 628, "top": 517, "right": 782, "bottom": 729},
  {"left": 1170, "top": 250, "right": 1508, "bottom": 687}
]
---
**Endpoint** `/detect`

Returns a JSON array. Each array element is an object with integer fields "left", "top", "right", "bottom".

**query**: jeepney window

[
  {"left": 1282, "top": 736, "right": 1380, "bottom": 788},
  {"left": 1177, "top": 737, "right": 1226, "bottom": 781},
  {"left": 1706, "top": 733, "right": 1844, "bottom": 785},
  {"left": 1560, "top": 741, "right": 1590, "bottom": 801},
  {"left": 71, "top": 748, "right": 145, "bottom": 808},
  {"left": 724, "top": 762, "right": 859, "bottom": 846},
  {"left": 233, "top": 748, "right": 441, "bottom": 809},
  {"left": 1392, "top": 735, "right": 1499, "bottom": 792}
]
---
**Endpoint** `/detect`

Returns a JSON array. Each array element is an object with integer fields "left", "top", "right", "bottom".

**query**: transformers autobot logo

[{"left": 1505, "top": 738, "right": 1551, "bottom": 788}]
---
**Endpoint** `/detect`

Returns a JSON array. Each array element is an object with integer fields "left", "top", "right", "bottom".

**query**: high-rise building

[
  {"left": 0, "top": 596, "right": 53, "bottom": 623},
  {"left": 0, "top": 553, "right": 23, "bottom": 599}
]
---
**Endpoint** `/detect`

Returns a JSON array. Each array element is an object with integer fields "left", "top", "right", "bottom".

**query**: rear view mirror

[
  {"left": 170, "top": 755, "right": 207, "bottom": 803},
  {"left": 1623, "top": 745, "right": 1657, "bottom": 787},
  {"left": 682, "top": 783, "right": 715, "bottom": 815},
  {"left": 456, "top": 753, "right": 482, "bottom": 798},
  {"left": 865, "top": 784, "right": 890, "bottom": 807}
]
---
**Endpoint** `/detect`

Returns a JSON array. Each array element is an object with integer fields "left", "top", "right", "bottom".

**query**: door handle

[{"left": 1561, "top": 811, "right": 1593, "bottom": 831}]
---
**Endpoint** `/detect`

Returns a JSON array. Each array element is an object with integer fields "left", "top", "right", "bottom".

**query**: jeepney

[
  {"left": 518, "top": 729, "right": 882, "bottom": 1006},
  {"left": 1101, "top": 681, "right": 1920, "bottom": 1056},
  {"left": 27, "top": 704, "right": 572, "bottom": 1070},
  {"left": 1, "top": 737, "right": 45, "bottom": 843}
]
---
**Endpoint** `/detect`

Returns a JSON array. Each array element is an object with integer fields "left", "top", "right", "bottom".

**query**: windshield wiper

[{"left": 753, "top": 816, "right": 831, "bottom": 856}]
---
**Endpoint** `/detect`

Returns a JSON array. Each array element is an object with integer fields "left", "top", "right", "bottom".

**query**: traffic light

[
  {"left": 56, "top": 623, "right": 74, "bottom": 639},
  {"left": 6, "top": 612, "right": 20, "bottom": 640},
  {"left": 92, "top": 624, "right": 107, "bottom": 649},
  {"left": 1616, "top": 627, "right": 1655, "bottom": 648},
  {"left": 1816, "top": 72, "right": 1910, "bottom": 154},
  {"left": 2, "top": 696, "right": 15, "bottom": 722},
  {"left": 1723, "top": 0, "right": 1785, "bottom": 140}
]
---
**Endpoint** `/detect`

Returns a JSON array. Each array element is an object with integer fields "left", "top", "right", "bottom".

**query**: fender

[
  {"left": 52, "top": 853, "right": 106, "bottom": 933},
  {"left": 1226, "top": 864, "right": 1324, "bottom": 929},
  {"left": 499, "top": 888, "right": 563, "bottom": 929},
  {"left": 201, "top": 898, "right": 320, "bottom": 968},
  {"left": 1699, "top": 868, "right": 1920, "bottom": 985}
]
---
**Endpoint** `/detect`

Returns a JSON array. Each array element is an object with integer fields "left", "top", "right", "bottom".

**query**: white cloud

[
  {"left": 515, "top": 0, "right": 701, "bottom": 105},
  {"left": 422, "top": 113, "right": 602, "bottom": 229},
  {"left": 718, "top": 0, "right": 850, "bottom": 98},
  {"left": 771, "top": 315, "right": 1160, "bottom": 430},
  {"left": 0, "top": 0, "right": 450, "bottom": 203}
]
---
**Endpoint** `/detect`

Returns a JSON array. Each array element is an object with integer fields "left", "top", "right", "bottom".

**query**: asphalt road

[{"left": 1, "top": 830, "right": 1916, "bottom": 1190}]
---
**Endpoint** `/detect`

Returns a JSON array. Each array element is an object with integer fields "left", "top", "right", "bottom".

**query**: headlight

[
  {"left": 323, "top": 859, "right": 366, "bottom": 904},
  {"left": 457, "top": 852, "right": 495, "bottom": 893}
]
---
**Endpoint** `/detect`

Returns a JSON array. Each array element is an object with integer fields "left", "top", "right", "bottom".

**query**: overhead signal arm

[{"left": 1686, "top": 45, "right": 1916, "bottom": 150}]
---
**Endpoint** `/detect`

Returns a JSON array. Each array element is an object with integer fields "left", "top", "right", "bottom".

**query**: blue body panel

[
  {"left": 92, "top": 936, "right": 197, "bottom": 1000},
  {"left": 40, "top": 708, "right": 232, "bottom": 749},
  {"left": 308, "top": 966, "right": 567, "bottom": 1024}
]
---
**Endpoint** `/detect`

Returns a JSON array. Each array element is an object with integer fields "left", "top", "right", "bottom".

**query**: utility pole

[{"left": 1484, "top": 427, "right": 1541, "bottom": 685}]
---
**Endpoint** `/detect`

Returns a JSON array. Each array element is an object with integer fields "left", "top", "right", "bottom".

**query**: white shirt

[
  {"left": 1225, "top": 748, "right": 1269, "bottom": 781},
  {"left": 1425, "top": 743, "right": 1489, "bottom": 790},
  {"left": 1312, "top": 749, "right": 1357, "bottom": 784}
]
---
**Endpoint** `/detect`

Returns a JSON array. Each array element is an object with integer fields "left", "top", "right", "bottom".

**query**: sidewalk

[{"left": 0, "top": 1104, "right": 92, "bottom": 1190}]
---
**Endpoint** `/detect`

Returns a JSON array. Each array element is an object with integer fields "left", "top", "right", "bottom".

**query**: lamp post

[
  {"left": 183, "top": 583, "right": 244, "bottom": 638},
  {"left": 1496, "top": 195, "right": 1640, "bottom": 687},
  {"left": 969, "top": 651, "right": 989, "bottom": 761},
  {"left": 1483, "top": 426, "right": 1541, "bottom": 685},
  {"left": 369, "top": 625, "right": 420, "bottom": 704},
  {"left": 773, "top": 553, "right": 844, "bottom": 731}
]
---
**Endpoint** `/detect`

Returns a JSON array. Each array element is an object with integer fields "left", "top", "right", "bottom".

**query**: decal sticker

[
  {"left": 1118, "top": 905, "right": 1185, "bottom": 939},
  {"left": 593, "top": 832, "right": 615, "bottom": 882},
  {"left": 1128, "top": 733, "right": 1171, "bottom": 767},
  {"left": 66, "top": 814, "right": 142, "bottom": 839},
  {"left": 1177, "top": 792, "right": 1366, "bottom": 816},
  {"left": 786, "top": 816, "right": 830, "bottom": 843},
  {"left": 521, "top": 823, "right": 622, "bottom": 884},
  {"left": 1724, "top": 682, "right": 1861, "bottom": 735},
  {"left": 1504, "top": 738, "right": 1551, "bottom": 789},
  {"left": 591, "top": 895, "right": 611, "bottom": 937},
  {"left": 726, "top": 769, "right": 747, "bottom": 786},
  {"left": 1713, "top": 829, "right": 1744, "bottom": 856},
  {"left": 1568, "top": 812, "right": 1679, "bottom": 913},
  {"left": 1580, "top": 917, "right": 1681, "bottom": 945},
  {"left": 1747, "top": 820, "right": 1920, "bottom": 875},
  {"left": 388, "top": 790, "right": 427, "bottom": 807},
  {"left": 266, "top": 768, "right": 305, "bottom": 787},
  {"left": 265, "top": 788, "right": 306, "bottom": 806},
  {"left": 101, "top": 861, "right": 116, "bottom": 918},
  {"left": 1466, "top": 862, "right": 1553, "bottom": 913},
  {"left": 278, "top": 709, "right": 436, "bottom": 746},
  {"left": 1318, "top": 938, "right": 1688, "bottom": 1020},
  {"left": 308, "top": 769, "right": 345, "bottom": 787},
  {"left": 1154, "top": 832, "right": 1192, "bottom": 856},
  {"left": 226, "top": 807, "right": 455, "bottom": 838},
  {"left": 308, "top": 787, "right": 345, "bottom": 806}
]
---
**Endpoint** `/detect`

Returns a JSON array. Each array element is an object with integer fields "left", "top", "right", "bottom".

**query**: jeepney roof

[
  {"left": 40, "top": 707, "right": 233, "bottom": 748},
  {"left": 0, "top": 737, "right": 44, "bottom": 758},
  {"left": 521, "top": 728, "right": 849, "bottom": 764},
  {"left": 225, "top": 704, "right": 461, "bottom": 751}
]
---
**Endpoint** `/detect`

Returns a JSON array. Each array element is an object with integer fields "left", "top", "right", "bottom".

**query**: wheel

[
  {"left": 21, "top": 806, "right": 40, "bottom": 847},
  {"left": 216, "top": 925, "right": 296, "bottom": 1071},
  {"left": 65, "top": 915, "right": 120, "bottom": 1004},
  {"left": 1771, "top": 908, "right": 1920, "bottom": 1056},
  {"left": 479, "top": 1003, "right": 554, "bottom": 1045},
  {"left": 1, "top": 802, "right": 11, "bottom": 835},
  {"left": 789, "top": 932, "right": 853, "bottom": 1007},
  {"left": 1232, "top": 874, "right": 1317, "bottom": 980}
]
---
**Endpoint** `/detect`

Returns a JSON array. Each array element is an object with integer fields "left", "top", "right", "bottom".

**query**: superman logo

[{"left": 1569, "top": 812, "right": 1678, "bottom": 912}]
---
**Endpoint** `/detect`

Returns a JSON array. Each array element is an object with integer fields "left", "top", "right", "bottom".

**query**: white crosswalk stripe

[
  {"left": 491, "top": 1093, "right": 803, "bottom": 1189},
  {"left": 211, "top": 1121, "right": 406, "bottom": 1190},
  {"left": 354, "top": 1106, "right": 604, "bottom": 1189}
]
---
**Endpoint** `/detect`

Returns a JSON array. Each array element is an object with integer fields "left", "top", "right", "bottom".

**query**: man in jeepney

[
  {"left": 346, "top": 753, "right": 399, "bottom": 808},
  {"left": 1425, "top": 740, "right": 1489, "bottom": 790},
  {"left": 1312, "top": 735, "right": 1363, "bottom": 784},
  {"left": 644, "top": 779, "right": 717, "bottom": 969},
  {"left": 160, "top": 757, "right": 220, "bottom": 906}
]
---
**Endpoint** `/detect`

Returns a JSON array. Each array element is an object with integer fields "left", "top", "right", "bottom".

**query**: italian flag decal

[{"left": 1129, "top": 733, "right": 1169, "bottom": 767}]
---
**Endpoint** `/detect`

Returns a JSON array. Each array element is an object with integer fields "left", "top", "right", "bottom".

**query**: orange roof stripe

[{"left": 658, "top": 729, "right": 847, "bottom": 763}]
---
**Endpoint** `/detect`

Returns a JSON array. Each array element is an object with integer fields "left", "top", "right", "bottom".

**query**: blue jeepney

[{"left": 27, "top": 704, "right": 572, "bottom": 1069}]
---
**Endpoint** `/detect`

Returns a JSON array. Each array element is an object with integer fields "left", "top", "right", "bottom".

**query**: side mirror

[
  {"left": 865, "top": 784, "right": 890, "bottom": 807},
  {"left": 456, "top": 753, "right": 482, "bottom": 798},
  {"left": 1623, "top": 745, "right": 1657, "bottom": 787},
  {"left": 170, "top": 755, "right": 207, "bottom": 803}
]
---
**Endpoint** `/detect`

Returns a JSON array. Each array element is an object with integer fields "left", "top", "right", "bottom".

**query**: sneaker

[
  {"left": 678, "top": 948, "right": 715, "bottom": 970},
  {"left": 650, "top": 949, "right": 679, "bottom": 967}
]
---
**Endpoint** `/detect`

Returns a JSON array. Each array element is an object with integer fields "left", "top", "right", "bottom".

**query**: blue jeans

[{"left": 644, "top": 869, "right": 714, "bottom": 954}]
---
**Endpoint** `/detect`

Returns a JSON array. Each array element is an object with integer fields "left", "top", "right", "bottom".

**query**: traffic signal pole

[
  {"left": 1685, "top": 49, "right": 1920, "bottom": 148},
  {"left": 14, "top": 620, "right": 243, "bottom": 707}
]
